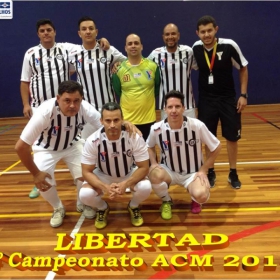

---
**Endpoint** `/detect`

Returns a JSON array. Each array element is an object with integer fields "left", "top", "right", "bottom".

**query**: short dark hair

[
  {"left": 78, "top": 16, "right": 97, "bottom": 29},
  {"left": 36, "top": 19, "right": 55, "bottom": 32},
  {"left": 196, "top": 15, "right": 217, "bottom": 31},
  {"left": 58, "top": 81, "right": 84, "bottom": 97},
  {"left": 101, "top": 102, "right": 123, "bottom": 118},
  {"left": 164, "top": 90, "right": 184, "bottom": 106}
]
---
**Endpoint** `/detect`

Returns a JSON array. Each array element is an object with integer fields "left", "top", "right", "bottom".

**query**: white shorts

[
  {"left": 33, "top": 139, "right": 83, "bottom": 186},
  {"left": 160, "top": 108, "right": 196, "bottom": 119},
  {"left": 83, "top": 167, "right": 148, "bottom": 186},
  {"left": 160, "top": 164, "right": 196, "bottom": 189}
]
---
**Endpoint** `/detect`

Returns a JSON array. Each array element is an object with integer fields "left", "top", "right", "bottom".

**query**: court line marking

[
  {"left": 1, "top": 207, "right": 280, "bottom": 219},
  {"left": 149, "top": 219, "right": 280, "bottom": 279},
  {"left": 1, "top": 160, "right": 280, "bottom": 176},
  {"left": 45, "top": 215, "right": 85, "bottom": 280}
]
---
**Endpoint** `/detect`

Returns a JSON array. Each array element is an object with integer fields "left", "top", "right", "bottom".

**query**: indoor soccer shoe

[
  {"left": 127, "top": 203, "right": 143, "bottom": 226},
  {"left": 160, "top": 200, "right": 173, "bottom": 220}
]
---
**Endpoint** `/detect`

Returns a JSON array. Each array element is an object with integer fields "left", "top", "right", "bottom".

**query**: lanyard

[{"left": 204, "top": 41, "right": 217, "bottom": 73}]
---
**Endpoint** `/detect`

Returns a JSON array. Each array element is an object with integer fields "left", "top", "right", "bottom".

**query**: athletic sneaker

[
  {"left": 127, "top": 203, "right": 143, "bottom": 226},
  {"left": 228, "top": 172, "right": 241, "bottom": 189},
  {"left": 160, "top": 200, "right": 173, "bottom": 220},
  {"left": 207, "top": 170, "right": 216, "bottom": 188},
  {"left": 95, "top": 204, "right": 110, "bottom": 229},
  {"left": 29, "top": 186, "right": 40, "bottom": 199},
  {"left": 191, "top": 200, "right": 201, "bottom": 214},
  {"left": 50, "top": 207, "right": 65, "bottom": 228},
  {"left": 76, "top": 204, "right": 96, "bottom": 219}
]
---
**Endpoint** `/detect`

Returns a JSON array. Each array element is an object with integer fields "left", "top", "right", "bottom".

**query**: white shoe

[
  {"left": 76, "top": 204, "right": 96, "bottom": 219},
  {"left": 50, "top": 207, "right": 65, "bottom": 228},
  {"left": 125, "top": 188, "right": 131, "bottom": 193}
]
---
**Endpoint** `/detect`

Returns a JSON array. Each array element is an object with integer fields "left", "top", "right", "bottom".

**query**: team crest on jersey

[
  {"left": 187, "top": 139, "right": 200, "bottom": 146},
  {"left": 99, "top": 57, "right": 109, "bottom": 64},
  {"left": 162, "top": 140, "right": 169, "bottom": 150},
  {"left": 35, "top": 58, "right": 41, "bottom": 67},
  {"left": 56, "top": 54, "right": 63, "bottom": 60},
  {"left": 124, "top": 149, "right": 132, "bottom": 157},
  {"left": 100, "top": 152, "right": 107, "bottom": 162},
  {"left": 87, "top": 58, "right": 94, "bottom": 64},
  {"left": 146, "top": 70, "right": 152, "bottom": 80},
  {"left": 123, "top": 74, "right": 131, "bottom": 82},
  {"left": 77, "top": 59, "right": 83, "bottom": 69},
  {"left": 182, "top": 57, "right": 188, "bottom": 64},
  {"left": 111, "top": 152, "right": 120, "bottom": 158},
  {"left": 216, "top": 52, "right": 223, "bottom": 60},
  {"left": 52, "top": 126, "right": 60, "bottom": 136},
  {"left": 64, "top": 125, "right": 73, "bottom": 131},
  {"left": 160, "top": 58, "right": 166, "bottom": 68}
]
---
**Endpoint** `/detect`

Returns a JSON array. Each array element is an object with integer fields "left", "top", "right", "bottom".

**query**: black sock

[
  {"left": 230, "top": 168, "right": 237, "bottom": 174},
  {"left": 208, "top": 168, "right": 215, "bottom": 174}
]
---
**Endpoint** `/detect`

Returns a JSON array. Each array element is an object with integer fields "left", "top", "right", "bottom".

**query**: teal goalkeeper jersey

[{"left": 112, "top": 58, "right": 160, "bottom": 124}]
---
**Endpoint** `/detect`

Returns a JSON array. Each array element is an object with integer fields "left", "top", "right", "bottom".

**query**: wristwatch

[{"left": 240, "top": 93, "right": 248, "bottom": 99}]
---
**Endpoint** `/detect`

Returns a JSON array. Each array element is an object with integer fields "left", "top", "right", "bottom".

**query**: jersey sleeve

[
  {"left": 229, "top": 39, "right": 248, "bottom": 69},
  {"left": 110, "top": 46, "right": 127, "bottom": 63},
  {"left": 20, "top": 105, "right": 51, "bottom": 145},
  {"left": 81, "top": 135, "right": 99, "bottom": 165},
  {"left": 199, "top": 122, "right": 220, "bottom": 152},
  {"left": 154, "top": 66, "right": 160, "bottom": 96},
  {"left": 112, "top": 72, "right": 122, "bottom": 96},
  {"left": 81, "top": 101, "right": 102, "bottom": 131},
  {"left": 146, "top": 123, "right": 157, "bottom": 148},
  {"left": 132, "top": 135, "right": 149, "bottom": 163},
  {"left": 20, "top": 51, "right": 32, "bottom": 82},
  {"left": 147, "top": 51, "right": 155, "bottom": 61}
]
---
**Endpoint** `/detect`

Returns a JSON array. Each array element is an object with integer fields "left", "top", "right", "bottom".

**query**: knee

[
  {"left": 149, "top": 168, "right": 166, "bottom": 184},
  {"left": 79, "top": 187, "right": 98, "bottom": 205},
  {"left": 192, "top": 188, "right": 210, "bottom": 204},
  {"left": 135, "top": 180, "right": 152, "bottom": 196}
]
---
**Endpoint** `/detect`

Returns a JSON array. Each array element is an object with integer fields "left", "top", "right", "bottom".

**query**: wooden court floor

[{"left": 0, "top": 104, "right": 280, "bottom": 279}]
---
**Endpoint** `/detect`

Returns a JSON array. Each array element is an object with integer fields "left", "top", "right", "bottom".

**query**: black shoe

[
  {"left": 207, "top": 170, "right": 216, "bottom": 188},
  {"left": 228, "top": 172, "right": 241, "bottom": 189}
]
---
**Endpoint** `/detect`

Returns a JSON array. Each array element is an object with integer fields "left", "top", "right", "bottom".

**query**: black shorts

[
  {"left": 198, "top": 96, "right": 241, "bottom": 142},
  {"left": 135, "top": 121, "right": 155, "bottom": 141}
]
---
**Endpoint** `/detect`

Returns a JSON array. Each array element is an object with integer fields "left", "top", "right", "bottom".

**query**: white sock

[
  {"left": 79, "top": 188, "right": 107, "bottom": 210},
  {"left": 40, "top": 186, "right": 63, "bottom": 209},
  {"left": 76, "top": 180, "right": 83, "bottom": 206},
  {"left": 130, "top": 180, "right": 151, "bottom": 208},
  {"left": 152, "top": 182, "right": 171, "bottom": 202}
]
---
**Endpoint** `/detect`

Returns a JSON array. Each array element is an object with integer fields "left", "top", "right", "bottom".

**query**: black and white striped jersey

[
  {"left": 192, "top": 38, "right": 248, "bottom": 97},
  {"left": 146, "top": 117, "right": 220, "bottom": 174},
  {"left": 21, "top": 43, "right": 76, "bottom": 107},
  {"left": 148, "top": 45, "right": 195, "bottom": 110},
  {"left": 82, "top": 127, "right": 149, "bottom": 177},
  {"left": 69, "top": 44, "right": 126, "bottom": 109},
  {"left": 20, "top": 98, "right": 101, "bottom": 151}
]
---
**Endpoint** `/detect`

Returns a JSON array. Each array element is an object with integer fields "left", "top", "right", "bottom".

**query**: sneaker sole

[{"left": 227, "top": 179, "right": 241, "bottom": 189}]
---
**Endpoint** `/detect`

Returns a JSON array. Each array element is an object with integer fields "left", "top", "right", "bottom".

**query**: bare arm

[
  {"left": 117, "top": 159, "right": 150, "bottom": 194},
  {"left": 82, "top": 163, "right": 116, "bottom": 198},
  {"left": 20, "top": 81, "right": 32, "bottom": 119},
  {"left": 14, "top": 139, "right": 52, "bottom": 190},
  {"left": 237, "top": 66, "right": 248, "bottom": 113}
]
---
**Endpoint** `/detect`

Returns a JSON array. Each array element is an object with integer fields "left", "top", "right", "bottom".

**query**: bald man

[
  {"left": 112, "top": 34, "right": 160, "bottom": 140},
  {"left": 148, "top": 23, "right": 196, "bottom": 119}
]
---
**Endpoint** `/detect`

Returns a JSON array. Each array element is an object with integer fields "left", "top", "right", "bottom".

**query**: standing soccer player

[{"left": 148, "top": 23, "right": 195, "bottom": 119}]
